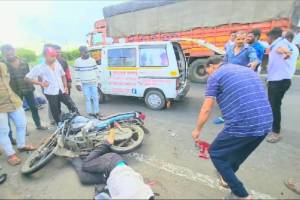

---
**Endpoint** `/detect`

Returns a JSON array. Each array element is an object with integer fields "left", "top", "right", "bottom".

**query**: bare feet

[
  {"left": 266, "top": 133, "right": 282, "bottom": 143},
  {"left": 285, "top": 178, "right": 300, "bottom": 195},
  {"left": 36, "top": 125, "right": 48, "bottom": 130}
]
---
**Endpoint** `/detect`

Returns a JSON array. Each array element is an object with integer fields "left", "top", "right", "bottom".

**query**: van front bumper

[{"left": 175, "top": 82, "right": 190, "bottom": 101}]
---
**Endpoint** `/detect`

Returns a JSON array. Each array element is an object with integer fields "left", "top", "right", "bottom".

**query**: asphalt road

[{"left": 1, "top": 77, "right": 300, "bottom": 199}]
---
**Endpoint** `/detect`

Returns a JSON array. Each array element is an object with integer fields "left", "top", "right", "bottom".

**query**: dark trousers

[
  {"left": 18, "top": 91, "right": 41, "bottom": 127},
  {"left": 45, "top": 91, "right": 78, "bottom": 124},
  {"left": 71, "top": 143, "right": 123, "bottom": 185},
  {"left": 268, "top": 79, "right": 291, "bottom": 134},
  {"left": 209, "top": 134, "right": 266, "bottom": 197}
]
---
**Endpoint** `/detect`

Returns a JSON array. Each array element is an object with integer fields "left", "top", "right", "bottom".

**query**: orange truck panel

[{"left": 93, "top": 19, "right": 291, "bottom": 58}]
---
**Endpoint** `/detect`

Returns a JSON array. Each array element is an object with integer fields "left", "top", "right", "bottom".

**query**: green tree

[
  {"left": 16, "top": 48, "right": 37, "bottom": 63},
  {"left": 62, "top": 49, "right": 80, "bottom": 61}
]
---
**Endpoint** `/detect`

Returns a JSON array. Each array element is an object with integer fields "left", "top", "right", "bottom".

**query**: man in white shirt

[
  {"left": 284, "top": 31, "right": 300, "bottom": 75},
  {"left": 25, "top": 46, "right": 78, "bottom": 124},
  {"left": 74, "top": 46, "right": 100, "bottom": 116}
]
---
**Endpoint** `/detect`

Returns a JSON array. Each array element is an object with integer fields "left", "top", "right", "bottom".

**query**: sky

[{"left": 0, "top": 0, "right": 123, "bottom": 53}]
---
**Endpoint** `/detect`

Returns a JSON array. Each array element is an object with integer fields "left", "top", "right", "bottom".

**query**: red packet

[{"left": 195, "top": 141, "right": 210, "bottom": 160}]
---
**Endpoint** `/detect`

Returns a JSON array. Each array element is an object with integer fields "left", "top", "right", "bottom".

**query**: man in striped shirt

[
  {"left": 74, "top": 46, "right": 100, "bottom": 116},
  {"left": 192, "top": 56, "right": 272, "bottom": 199}
]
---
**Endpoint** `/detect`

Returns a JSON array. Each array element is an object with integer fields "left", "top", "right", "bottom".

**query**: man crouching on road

[{"left": 192, "top": 56, "right": 273, "bottom": 199}]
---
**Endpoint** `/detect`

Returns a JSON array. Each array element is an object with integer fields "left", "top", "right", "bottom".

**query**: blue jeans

[
  {"left": 209, "top": 134, "right": 266, "bottom": 197},
  {"left": 0, "top": 107, "right": 27, "bottom": 156},
  {"left": 82, "top": 84, "right": 99, "bottom": 114}
]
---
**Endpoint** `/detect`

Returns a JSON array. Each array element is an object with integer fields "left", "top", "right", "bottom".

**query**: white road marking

[{"left": 127, "top": 152, "right": 273, "bottom": 199}]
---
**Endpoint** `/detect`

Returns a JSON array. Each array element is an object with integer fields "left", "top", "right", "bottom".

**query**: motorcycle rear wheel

[
  {"left": 110, "top": 124, "right": 144, "bottom": 154},
  {"left": 21, "top": 132, "right": 58, "bottom": 175}
]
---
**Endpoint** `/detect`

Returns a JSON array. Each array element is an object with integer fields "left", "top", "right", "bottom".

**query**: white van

[{"left": 89, "top": 41, "right": 190, "bottom": 110}]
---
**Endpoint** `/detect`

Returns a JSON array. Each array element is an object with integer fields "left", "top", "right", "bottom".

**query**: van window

[
  {"left": 108, "top": 48, "right": 136, "bottom": 67},
  {"left": 140, "top": 46, "right": 169, "bottom": 67},
  {"left": 92, "top": 32, "right": 103, "bottom": 46}
]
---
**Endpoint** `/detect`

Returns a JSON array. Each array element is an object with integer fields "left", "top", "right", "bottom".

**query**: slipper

[
  {"left": 217, "top": 173, "right": 229, "bottom": 188},
  {"left": 7, "top": 154, "right": 21, "bottom": 166},
  {"left": 266, "top": 133, "right": 282, "bottom": 143},
  {"left": 213, "top": 117, "right": 225, "bottom": 125},
  {"left": 0, "top": 173, "right": 7, "bottom": 184},
  {"left": 284, "top": 178, "right": 300, "bottom": 195},
  {"left": 18, "top": 144, "right": 36, "bottom": 152}
]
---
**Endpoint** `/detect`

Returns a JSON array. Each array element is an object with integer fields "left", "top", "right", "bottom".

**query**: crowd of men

[
  {"left": 192, "top": 27, "right": 300, "bottom": 199},
  {"left": 0, "top": 26, "right": 300, "bottom": 198}
]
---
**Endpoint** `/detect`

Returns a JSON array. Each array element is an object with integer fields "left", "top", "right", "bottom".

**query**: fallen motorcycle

[{"left": 21, "top": 111, "right": 147, "bottom": 175}]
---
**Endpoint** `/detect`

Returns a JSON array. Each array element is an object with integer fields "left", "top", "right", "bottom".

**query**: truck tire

[
  {"left": 144, "top": 90, "right": 166, "bottom": 110},
  {"left": 188, "top": 59, "right": 208, "bottom": 83}
]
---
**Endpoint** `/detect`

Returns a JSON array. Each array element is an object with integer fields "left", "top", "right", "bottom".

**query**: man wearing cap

[
  {"left": 1, "top": 44, "right": 47, "bottom": 130},
  {"left": 192, "top": 56, "right": 272, "bottom": 199},
  {"left": 74, "top": 46, "right": 100, "bottom": 116},
  {"left": 25, "top": 46, "right": 78, "bottom": 125}
]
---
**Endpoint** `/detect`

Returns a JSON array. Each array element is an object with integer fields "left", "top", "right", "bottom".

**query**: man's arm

[
  {"left": 62, "top": 75, "right": 68, "bottom": 94},
  {"left": 192, "top": 97, "right": 215, "bottom": 142},
  {"left": 248, "top": 47, "right": 259, "bottom": 70},
  {"left": 25, "top": 65, "right": 48, "bottom": 88},
  {"left": 277, "top": 46, "right": 292, "bottom": 59}
]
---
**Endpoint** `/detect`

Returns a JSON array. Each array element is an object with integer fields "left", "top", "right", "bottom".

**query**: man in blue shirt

[
  {"left": 266, "top": 28, "right": 298, "bottom": 143},
  {"left": 247, "top": 30, "right": 265, "bottom": 72},
  {"left": 223, "top": 31, "right": 259, "bottom": 70},
  {"left": 224, "top": 30, "right": 237, "bottom": 51},
  {"left": 192, "top": 56, "right": 272, "bottom": 199}
]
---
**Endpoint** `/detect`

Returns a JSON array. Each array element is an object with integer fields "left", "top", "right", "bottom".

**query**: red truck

[{"left": 87, "top": 0, "right": 300, "bottom": 83}]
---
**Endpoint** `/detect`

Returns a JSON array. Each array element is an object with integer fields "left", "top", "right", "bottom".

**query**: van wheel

[
  {"left": 98, "top": 88, "right": 106, "bottom": 104},
  {"left": 144, "top": 90, "right": 166, "bottom": 110},
  {"left": 188, "top": 59, "right": 208, "bottom": 83}
]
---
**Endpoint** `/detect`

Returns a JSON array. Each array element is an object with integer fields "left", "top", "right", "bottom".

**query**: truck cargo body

[{"left": 88, "top": 0, "right": 300, "bottom": 83}]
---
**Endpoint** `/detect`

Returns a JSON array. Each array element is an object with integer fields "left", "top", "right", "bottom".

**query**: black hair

[
  {"left": 1, "top": 44, "right": 14, "bottom": 53},
  {"left": 52, "top": 44, "right": 61, "bottom": 50},
  {"left": 230, "top": 30, "right": 237, "bottom": 34},
  {"left": 267, "top": 27, "right": 283, "bottom": 39},
  {"left": 206, "top": 55, "right": 223, "bottom": 67},
  {"left": 251, "top": 28, "right": 262, "bottom": 39},
  {"left": 79, "top": 45, "right": 88, "bottom": 52},
  {"left": 285, "top": 31, "right": 295, "bottom": 41}
]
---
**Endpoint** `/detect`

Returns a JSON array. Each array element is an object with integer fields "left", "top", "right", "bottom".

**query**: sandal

[
  {"left": 18, "top": 144, "right": 36, "bottom": 152},
  {"left": 217, "top": 173, "right": 229, "bottom": 188},
  {"left": 266, "top": 133, "right": 282, "bottom": 143},
  {"left": 7, "top": 154, "right": 21, "bottom": 166},
  {"left": 284, "top": 178, "right": 300, "bottom": 195}
]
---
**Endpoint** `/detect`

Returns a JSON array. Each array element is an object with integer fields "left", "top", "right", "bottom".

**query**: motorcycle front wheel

[
  {"left": 110, "top": 124, "right": 145, "bottom": 154},
  {"left": 21, "top": 132, "right": 58, "bottom": 175}
]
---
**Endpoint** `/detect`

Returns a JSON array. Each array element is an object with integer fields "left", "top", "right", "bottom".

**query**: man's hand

[
  {"left": 39, "top": 81, "right": 49, "bottom": 88},
  {"left": 76, "top": 85, "right": 82, "bottom": 91},
  {"left": 192, "top": 128, "right": 201, "bottom": 142},
  {"left": 64, "top": 86, "right": 69, "bottom": 94},
  {"left": 248, "top": 62, "right": 258, "bottom": 70}
]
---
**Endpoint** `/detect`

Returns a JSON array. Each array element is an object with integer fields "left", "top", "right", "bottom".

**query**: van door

[{"left": 172, "top": 42, "right": 187, "bottom": 84}]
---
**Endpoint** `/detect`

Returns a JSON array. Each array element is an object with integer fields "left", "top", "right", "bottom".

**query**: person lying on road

[{"left": 70, "top": 130, "right": 154, "bottom": 200}]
